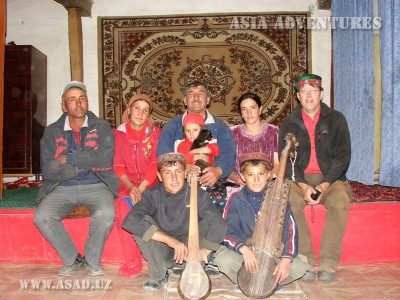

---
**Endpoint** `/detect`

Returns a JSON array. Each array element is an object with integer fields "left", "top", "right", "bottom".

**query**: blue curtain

[
  {"left": 379, "top": 1, "right": 400, "bottom": 187},
  {"left": 332, "top": 0, "right": 375, "bottom": 184}
]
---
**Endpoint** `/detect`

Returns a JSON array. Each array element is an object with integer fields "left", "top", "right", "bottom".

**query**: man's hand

[
  {"left": 167, "top": 237, "right": 189, "bottom": 264},
  {"left": 199, "top": 166, "right": 222, "bottom": 186},
  {"left": 240, "top": 246, "right": 259, "bottom": 273},
  {"left": 315, "top": 182, "right": 330, "bottom": 202},
  {"left": 200, "top": 248, "right": 212, "bottom": 263},
  {"left": 186, "top": 163, "right": 201, "bottom": 176},
  {"left": 152, "top": 232, "right": 189, "bottom": 264},
  {"left": 298, "top": 183, "right": 320, "bottom": 205},
  {"left": 298, "top": 181, "right": 330, "bottom": 205},
  {"left": 56, "top": 154, "right": 67, "bottom": 164},
  {"left": 273, "top": 258, "right": 291, "bottom": 284}
]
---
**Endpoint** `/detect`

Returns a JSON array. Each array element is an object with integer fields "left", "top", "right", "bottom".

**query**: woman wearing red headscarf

[{"left": 113, "top": 94, "right": 161, "bottom": 278}]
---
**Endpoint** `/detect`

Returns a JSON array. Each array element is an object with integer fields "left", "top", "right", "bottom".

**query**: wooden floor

[{"left": 0, "top": 262, "right": 399, "bottom": 299}]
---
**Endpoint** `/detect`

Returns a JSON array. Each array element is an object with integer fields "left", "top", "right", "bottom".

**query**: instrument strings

[{"left": 239, "top": 135, "right": 297, "bottom": 298}]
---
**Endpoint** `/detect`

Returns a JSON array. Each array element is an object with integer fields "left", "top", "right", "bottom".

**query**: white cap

[{"left": 60, "top": 81, "right": 87, "bottom": 102}]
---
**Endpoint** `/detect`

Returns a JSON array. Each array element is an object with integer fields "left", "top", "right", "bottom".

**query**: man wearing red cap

[{"left": 279, "top": 74, "right": 352, "bottom": 281}]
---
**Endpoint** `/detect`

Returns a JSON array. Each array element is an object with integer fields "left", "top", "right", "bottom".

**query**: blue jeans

[{"left": 34, "top": 183, "right": 115, "bottom": 266}]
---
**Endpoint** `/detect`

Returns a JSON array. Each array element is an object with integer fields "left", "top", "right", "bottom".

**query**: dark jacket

[
  {"left": 37, "top": 111, "right": 119, "bottom": 202},
  {"left": 122, "top": 181, "right": 228, "bottom": 251},
  {"left": 279, "top": 102, "right": 351, "bottom": 184},
  {"left": 156, "top": 111, "right": 236, "bottom": 178},
  {"left": 222, "top": 185, "right": 298, "bottom": 261}
]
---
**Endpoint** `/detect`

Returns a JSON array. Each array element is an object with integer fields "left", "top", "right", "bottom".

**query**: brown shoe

[{"left": 318, "top": 265, "right": 336, "bottom": 281}]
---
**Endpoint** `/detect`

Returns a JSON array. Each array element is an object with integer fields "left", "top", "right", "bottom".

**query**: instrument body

[
  {"left": 178, "top": 172, "right": 211, "bottom": 300},
  {"left": 237, "top": 133, "right": 298, "bottom": 298}
]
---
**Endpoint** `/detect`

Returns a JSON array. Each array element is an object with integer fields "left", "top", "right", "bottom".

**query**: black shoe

[
  {"left": 204, "top": 264, "right": 223, "bottom": 279},
  {"left": 84, "top": 262, "right": 105, "bottom": 276},
  {"left": 275, "top": 285, "right": 284, "bottom": 293},
  {"left": 58, "top": 253, "right": 84, "bottom": 277},
  {"left": 143, "top": 273, "right": 169, "bottom": 291},
  {"left": 318, "top": 265, "right": 336, "bottom": 281},
  {"left": 170, "top": 267, "right": 184, "bottom": 279},
  {"left": 301, "top": 264, "right": 315, "bottom": 280}
]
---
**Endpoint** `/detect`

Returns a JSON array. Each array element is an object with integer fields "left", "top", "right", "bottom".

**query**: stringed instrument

[
  {"left": 178, "top": 172, "right": 211, "bottom": 300},
  {"left": 237, "top": 133, "right": 298, "bottom": 299}
]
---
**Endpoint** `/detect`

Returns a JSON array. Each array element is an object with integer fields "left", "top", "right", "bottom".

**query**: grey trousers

[
  {"left": 134, "top": 216, "right": 208, "bottom": 281},
  {"left": 214, "top": 246, "right": 309, "bottom": 285},
  {"left": 289, "top": 174, "right": 352, "bottom": 268},
  {"left": 34, "top": 183, "right": 115, "bottom": 266}
]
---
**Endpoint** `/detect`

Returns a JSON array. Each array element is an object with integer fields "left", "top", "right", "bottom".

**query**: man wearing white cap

[{"left": 34, "top": 81, "right": 118, "bottom": 277}]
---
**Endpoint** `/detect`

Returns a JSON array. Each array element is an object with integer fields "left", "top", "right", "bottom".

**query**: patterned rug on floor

[{"left": 164, "top": 273, "right": 307, "bottom": 299}]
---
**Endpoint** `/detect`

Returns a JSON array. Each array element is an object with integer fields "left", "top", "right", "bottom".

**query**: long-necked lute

[
  {"left": 178, "top": 172, "right": 211, "bottom": 300},
  {"left": 237, "top": 133, "right": 298, "bottom": 298}
]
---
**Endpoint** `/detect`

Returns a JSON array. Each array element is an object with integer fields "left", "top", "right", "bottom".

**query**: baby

[{"left": 175, "top": 113, "right": 219, "bottom": 167}]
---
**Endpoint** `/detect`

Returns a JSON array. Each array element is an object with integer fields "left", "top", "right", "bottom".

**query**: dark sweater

[{"left": 122, "top": 182, "right": 227, "bottom": 251}]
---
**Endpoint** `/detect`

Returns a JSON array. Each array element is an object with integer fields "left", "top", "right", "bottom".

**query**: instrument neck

[{"left": 186, "top": 173, "right": 200, "bottom": 262}]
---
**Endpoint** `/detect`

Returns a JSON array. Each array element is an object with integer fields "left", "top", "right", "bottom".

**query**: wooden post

[
  {"left": 68, "top": 7, "right": 83, "bottom": 82},
  {"left": 0, "top": 0, "right": 7, "bottom": 199},
  {"left": 53, "top": 0, "right": 92, "bottom": 82}
]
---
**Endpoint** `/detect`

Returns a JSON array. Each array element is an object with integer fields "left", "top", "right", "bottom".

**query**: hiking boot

[
  {"left": 143, "top": 273, "right": 169, "bottom": 291},
  {"left": 84, "top": 260, "right": 104, "bottom": 276},
  {"left": 318, "top": 265, "right": 336, "bottom": 281},
  {"left": 170, "top": 267, "right": 184, "bottom": 279},
  {"left": 301, "top": 264, "right": 315, "bottom": 280},
  {"left": 204, "top": 264, "right": 223, "bottom": 279},
  {"left": 58, "top": 253, "right": 84, "bottom": 277}
]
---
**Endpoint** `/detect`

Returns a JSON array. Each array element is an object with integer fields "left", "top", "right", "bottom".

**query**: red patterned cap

[
  {"left": 294, "top": 74, "right": 322, "bottom": 91},
  {"left": 157, "top": 152, "right": 186, "bottom": 164},
  {"left": 239, "top": 152, "right": 270, "bottom": 166}
]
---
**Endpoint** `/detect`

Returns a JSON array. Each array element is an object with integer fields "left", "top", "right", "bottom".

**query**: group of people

[{"left": 33, "top": 73, "right": 352, "bottom": 293}]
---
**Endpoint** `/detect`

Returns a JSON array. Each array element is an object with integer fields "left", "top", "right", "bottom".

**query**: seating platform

[
  {"left": 0, "top": 201, "right": 399, "bottom": 265},
  {"left": 305, "top": 202, "right": 400, "bottom": 265},
  {"left": 0, "top": 180, "right": 400, "bottom": 265}
]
